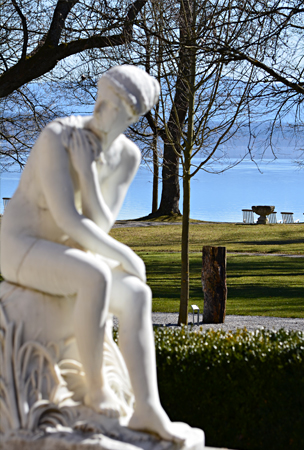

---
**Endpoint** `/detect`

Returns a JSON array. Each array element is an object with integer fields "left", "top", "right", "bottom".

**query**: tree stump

[{"left": 202, "top": 246, "right": 227, "bottom": 324}]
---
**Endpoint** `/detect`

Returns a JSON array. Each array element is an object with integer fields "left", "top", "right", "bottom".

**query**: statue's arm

[
  {"left": 36, "top": 125, "right": 146, "bottom": 281},
  {"left": 75, "top": 134, "right": 141, "bottom": 232},
  {"left": 101, "top": 137, "right": 141, "bottom": 224},
  {"left": 67, "top": 127, "right": 114, "bottom": 232}
]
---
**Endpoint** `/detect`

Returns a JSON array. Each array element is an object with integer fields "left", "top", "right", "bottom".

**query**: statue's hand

[
  {"left": 69, "top": 128, "right": 98, "bottom": 175},
  {"left": 122, "top": 248, "right": 146, "bottom": 283}
]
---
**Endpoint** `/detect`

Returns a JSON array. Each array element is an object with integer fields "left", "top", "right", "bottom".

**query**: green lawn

[
  {"left": 110, "top": 223, "right": 304, "bottom": 317},
  {"left": 140, "top": 252, "right": 304, "bottom": 317},
  {"left": 111, "top": 222, "right": 304, "bottom": 254}
]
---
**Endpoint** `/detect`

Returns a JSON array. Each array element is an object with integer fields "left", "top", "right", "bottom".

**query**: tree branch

[
  {"left": 219, "top": 45, "right": 304, "bottom": 95},
  {"left": 144, "top": 111, "right": 167, "bottom": 141},
  {"left": 123, "top": 0, "right": 148, "bottom": 41},
  {"left": 0, "top": 0, "right": 148, "bottom": 98},
  {"left": 11, "top": 0, "right": 28, "bottom": 60},
  {"left": 0, "top": 53, "right": 8, "bottom": 71},
  {"left": 45, "top": 0, "right": 79, "bottom": 47}
]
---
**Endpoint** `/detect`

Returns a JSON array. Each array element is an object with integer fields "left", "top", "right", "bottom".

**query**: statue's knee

[
  {"left": 133, "top": 283, "right": 152, "bottom": 314},
  {"left": 142, "top": 283, "right": 152, "bottom": 303}
]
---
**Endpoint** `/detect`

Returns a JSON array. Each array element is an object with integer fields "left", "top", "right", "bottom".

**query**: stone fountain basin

[{"left": 252, "top": 205, "right": 275, "bottom": 216}]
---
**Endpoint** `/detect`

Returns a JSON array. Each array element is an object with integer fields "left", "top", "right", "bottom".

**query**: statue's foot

[
  {"left": 84, "top": 386, "right": 120, "bottom": 418},
  {"left": 128, "top": 403, "right": 186, "bottom": 443}
]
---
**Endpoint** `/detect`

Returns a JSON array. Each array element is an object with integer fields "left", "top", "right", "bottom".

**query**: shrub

[{"left": 155, "top": 327, "right": 304, "bottom": 450}]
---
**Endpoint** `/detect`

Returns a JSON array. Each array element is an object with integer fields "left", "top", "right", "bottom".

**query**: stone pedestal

[
  {"left": 252, "top": 205, "right": 275, "bottom": 224},
  {"left": 0, "top": 281, "right": 205, "bottom": 450},
  {"left": 0, "top": 421, "right": 205, "bottom": 450}
]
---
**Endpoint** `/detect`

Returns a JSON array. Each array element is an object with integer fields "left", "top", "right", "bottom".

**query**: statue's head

[{"left": 94, "top": 65, "right": 160, "bottom": 133}]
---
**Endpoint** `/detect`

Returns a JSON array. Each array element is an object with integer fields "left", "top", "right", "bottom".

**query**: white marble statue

[{"left": 0, "top": 66, "right": 205, "bottom": 450}]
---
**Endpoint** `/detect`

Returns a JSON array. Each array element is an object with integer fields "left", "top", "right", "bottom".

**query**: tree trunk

[
  {"left": 158, "top": 139, "right": 181, "bottom": 215},
  {"left": 178, "top": 0, "right": 196, "bottom": 324},
  {"left": 202, "top": 246, "right": 227, "bottom": 324},
  {"left": 179, "top": 173, "right": 190, "bottom": 324},
  {"left": 156, "top": 0, "right": 192, "bottom": 217},
  {"left": 152, "top": 133, "right": 159, "bottom": 213}
]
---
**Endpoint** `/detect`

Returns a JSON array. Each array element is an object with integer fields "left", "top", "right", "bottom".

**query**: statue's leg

[
  {"left": 16, "top": 239, "right": 120, "bottom": 417},
  {"left": 109, "top": 268, "right": 185, "bottom": 442}
]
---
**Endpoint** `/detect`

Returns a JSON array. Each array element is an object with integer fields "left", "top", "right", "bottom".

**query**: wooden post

[{"left": 202, "top": 246, "right": 227, "bottom": 323}]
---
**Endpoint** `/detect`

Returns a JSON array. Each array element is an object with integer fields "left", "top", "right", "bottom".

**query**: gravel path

[
  {"left": 153, "top": 313, "right": 304, "bottom": 332},
  {"left": 114, "top": 313, "right": 304, "bottom": 332}
]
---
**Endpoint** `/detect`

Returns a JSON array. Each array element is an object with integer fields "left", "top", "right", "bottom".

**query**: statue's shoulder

[
  {"left": 53, "top": 115, "right": 83, "bottom": 128},
  {"left": 44, "top": 115, "right": 84, "bottom": 136},
  {"left": 41, "top": 116, "right": 88, "bottom": 155},
  {"left": 118, "top": 134, "right": 141, "bottom": 160}
]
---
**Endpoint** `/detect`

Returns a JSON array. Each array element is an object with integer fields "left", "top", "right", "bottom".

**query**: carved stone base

[
  {"left": 1, "top": 419, "right": 205, "bottom": 450},
  {"left": 0, "top": 281, "right": 205, "bottom": 450}
]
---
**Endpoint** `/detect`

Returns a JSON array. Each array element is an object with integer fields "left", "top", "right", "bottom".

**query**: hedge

[{"left": 154, "top": 327, "right": 304, "bottom": 450}]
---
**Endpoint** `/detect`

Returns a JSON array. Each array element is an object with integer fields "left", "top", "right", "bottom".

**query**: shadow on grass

[
  {"left": 236, "top": 238, "right": 304, "bottom": 246},
  {"left": 144, "top": 253, "right": 304, "bottom": 315}
]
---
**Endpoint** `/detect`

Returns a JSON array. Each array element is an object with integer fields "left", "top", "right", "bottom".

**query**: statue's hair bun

[{"left": 97, "top": 65, "right": 160, "bottom": 116}]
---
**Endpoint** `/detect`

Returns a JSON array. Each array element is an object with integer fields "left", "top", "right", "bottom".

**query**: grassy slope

[
  {"left": 111, "top": 222, "right": 304, "bottom": 254},
  {"left": 110, "top": 223, "right": 304, "bottom": 317}
]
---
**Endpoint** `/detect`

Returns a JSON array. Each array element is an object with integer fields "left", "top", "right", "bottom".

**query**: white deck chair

[
  {"left": 242, "top": 209, "right": 254, "bottom": 224},
  {"left": 281, "top": 212, "right": 294, "bottom": 224},
  {"left": 2, "top": 198, "right": 10, "bottom": 211},
  {"left": 268, "top": 212, "right": 277, "bottom": 224}
]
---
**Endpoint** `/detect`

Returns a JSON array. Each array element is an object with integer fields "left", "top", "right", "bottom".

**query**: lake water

[{"left": 1, "top": 159, "right": 303, "bottom": 222}]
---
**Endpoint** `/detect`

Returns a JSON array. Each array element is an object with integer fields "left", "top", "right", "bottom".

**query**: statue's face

[{"left": 94, "top": 89, "right": 139, "bottom": 134}]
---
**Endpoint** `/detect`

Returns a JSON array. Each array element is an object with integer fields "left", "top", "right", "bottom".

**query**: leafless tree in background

[
  {"left": 0, "top": 0, "right": 147, "bottom": 167},
  {"left": 1, "top": 0, "right": 303, "bottom": 170},
  {"left": 206, "top": 0, "right": 304, "bottom": 160},
  {"left": 111, "top": 0, "right": 304, "bottom": 322},
  {"left": 112, "top": 0, "right": 304, "bottom": 216},
  {"left": 0, "top": 0, "right": 148, "bottom": 96}
]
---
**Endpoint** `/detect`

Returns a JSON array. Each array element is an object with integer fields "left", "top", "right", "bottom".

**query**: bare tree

[
  {"left": 0, "top": 83, "right": 69, "bottom": 169},
  {"left": 72, "top": 0, "right": 303, "bottom": 323},
  {"left": 116, "top": 0, "right": 304, "bottom": 323},
  {"left": 202, "top": 0, "right": 304, "bottom": 158},
  {"left": 0, "top": 0, "right": 148, "bottom": 167},
  {"left": 0, "top": 0, "right": 148, "bottom": 97},
  {"left": 129, "top": 0, "right": 304, "bottom": 216},
  {"left": 153, "top": 0, "right": 255, "bottom": 324}
]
